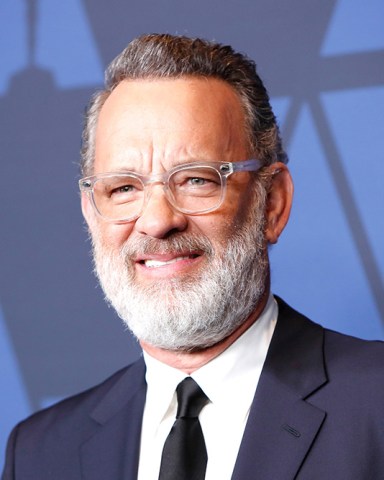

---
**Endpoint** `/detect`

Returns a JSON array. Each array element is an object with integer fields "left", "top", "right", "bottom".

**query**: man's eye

[
  {"left": 114, "top": 184, "right": 136, "bottom": 193},
  {"left": 187, "top": 177, "right": 210, "bottom": 186},
  {"left": 108, "top": 181, "right": 142, "bottom": 203}
]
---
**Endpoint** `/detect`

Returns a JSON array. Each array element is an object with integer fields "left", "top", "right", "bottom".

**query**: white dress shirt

[{"left": 137, "top": 295, "right": 278, "bottom": 480}]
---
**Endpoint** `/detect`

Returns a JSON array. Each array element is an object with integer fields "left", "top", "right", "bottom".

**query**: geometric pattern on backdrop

[
  {"left": 0, "top": 0, "right": 103, "bottom": 94},
  {"left": 321, "top": 0, "right": 384, "bottom": 55},
  {"left": 1, "top": 0, "right": 383, "bottom": 471}
]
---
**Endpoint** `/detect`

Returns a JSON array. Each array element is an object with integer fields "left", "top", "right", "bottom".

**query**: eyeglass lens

[{"left": 92, "top": 166, "right": 224, "bottom": 220}]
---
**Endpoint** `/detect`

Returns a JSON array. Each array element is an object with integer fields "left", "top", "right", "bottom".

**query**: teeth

[{"left": 144, "top": 256, "right": 191, "bottom": 268}]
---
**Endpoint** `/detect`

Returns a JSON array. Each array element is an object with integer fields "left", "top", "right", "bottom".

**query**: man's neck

[{"left": 140, "top": 289, "right": 270, "bottom": 374}]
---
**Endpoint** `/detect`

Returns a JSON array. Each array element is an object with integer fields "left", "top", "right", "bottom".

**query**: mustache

[{"left": 119, "top": 233, "right": 214, "bottom": 258}]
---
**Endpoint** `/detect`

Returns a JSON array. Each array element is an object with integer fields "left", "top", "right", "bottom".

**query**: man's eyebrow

[
  {"left": 102, "top": 158, "right": 213, "bottom": 176},
  {"left": 168, "top": 157, "right": 215, "bottom": 168},
  {"left": 112, "top": 159, "right": 203, "bottom": 171}
]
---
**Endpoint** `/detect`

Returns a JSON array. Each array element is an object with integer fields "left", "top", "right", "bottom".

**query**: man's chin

[
  {"left": 128, "top": 274, "right": 205, "bottom": 297},
  {"left": 135, "top": 331, "right": 226, "bottom": 353},
  {"left": 121, "top": 305, "right": 244, "bottom": 353}
]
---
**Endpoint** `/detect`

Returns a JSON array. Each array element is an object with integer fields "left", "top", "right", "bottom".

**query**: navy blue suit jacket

[{"left": 3, "top": 298, "right": 384, "bottom": 479}]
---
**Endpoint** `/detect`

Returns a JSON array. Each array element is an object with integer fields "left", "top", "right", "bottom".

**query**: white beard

[{"left": 91, "top": 191, "right": 269, "bottom": 351}]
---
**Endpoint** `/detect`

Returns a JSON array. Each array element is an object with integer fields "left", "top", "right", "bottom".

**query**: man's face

[
  {"left": 82, "top": 77, "right": 272, "bottom": 350},
  {"left": 89, "top": 77, "right": 255, "bottom": 268}
]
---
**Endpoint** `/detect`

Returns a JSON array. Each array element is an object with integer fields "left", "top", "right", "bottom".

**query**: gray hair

[{"left": 80, "top": 33, "right": 288, "bottom": 176}]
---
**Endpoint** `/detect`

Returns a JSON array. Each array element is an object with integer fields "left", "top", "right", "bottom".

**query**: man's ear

[
  {"left": 264, "top": 163, "right": 293, "bottom": 244},
  {"left": 81, "top": 192, "right": 96, "bottom": 229}
]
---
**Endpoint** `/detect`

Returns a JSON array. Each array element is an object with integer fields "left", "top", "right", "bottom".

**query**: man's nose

[{"left": 133, "top": 185, "right": 188, "bottom": 238}]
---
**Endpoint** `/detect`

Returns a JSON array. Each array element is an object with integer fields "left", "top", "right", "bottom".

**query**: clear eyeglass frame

[{"left": 79, "top": 159, "right": 263, "bottom": 223}]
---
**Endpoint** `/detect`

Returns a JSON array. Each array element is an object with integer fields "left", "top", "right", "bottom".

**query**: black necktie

[{"left": 159, "top": 377, "right": 209, "bottom": 480}]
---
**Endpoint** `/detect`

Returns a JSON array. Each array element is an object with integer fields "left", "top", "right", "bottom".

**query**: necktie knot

[{"left": 176, "top": 377, "right": 209, "bottom": 419}]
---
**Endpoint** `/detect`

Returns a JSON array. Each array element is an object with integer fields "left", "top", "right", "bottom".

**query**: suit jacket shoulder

[
  {"left": 232, "top": 297, "right": 384, "bottom": 480},
  {"left": 2, "top": 359, "right": 147, "bottom": 480}
]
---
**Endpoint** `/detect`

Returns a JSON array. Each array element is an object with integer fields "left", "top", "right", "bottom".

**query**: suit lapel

[
  {"left": 78, "top": 299, "right": 327, "bottom": 479},
  {"left": 232, "top": 298, "right": 328, "bottom": 480},
  {"left": 80, "top": 358, "right": 147, "bottom": 480}
]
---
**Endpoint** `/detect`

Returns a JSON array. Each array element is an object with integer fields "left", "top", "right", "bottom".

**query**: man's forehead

[
  {"left": 99, "top": 76, "right": 243, "bottom": 114},
  {"left": 93, "top": 77, "right": 250, "bottom": 174}
]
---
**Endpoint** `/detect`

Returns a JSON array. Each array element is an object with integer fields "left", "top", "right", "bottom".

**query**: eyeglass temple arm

[{"left": 232, "top": 159, "right": 263, "bottom": 172}]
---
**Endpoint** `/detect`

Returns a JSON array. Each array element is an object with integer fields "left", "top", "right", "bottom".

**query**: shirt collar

[
  {"left": 193, "top": 294, "right": 277, "bottom": 419},
  {"left": 143, "top": 294, "right": 278, "bottom": 425}
]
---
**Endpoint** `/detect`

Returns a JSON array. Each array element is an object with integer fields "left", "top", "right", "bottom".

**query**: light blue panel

[
  {"left": 35, "top": 0, "right": 103, "bottom": 88},
  {"left": 270, "top": 96, "right": 291, "bottom": 130},
  {"left": 0, "top": 306, "right": 31, "bottom": 470},
  {"left": 321, "top": 86, "right": 384, "bottom": 277},
  {"left": 321, "top": 0, "right": 384, "bottom": 55},
  {"left": 270, "top": 104, "right": 384, "bottom": 340},
  {"left": 0, "top": 0, "right": 28, "bottom": 95}
]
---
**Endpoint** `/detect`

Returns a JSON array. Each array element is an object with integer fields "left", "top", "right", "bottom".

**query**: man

[{"left": 3, "top": 34, "right": 384, "bottom": 480}]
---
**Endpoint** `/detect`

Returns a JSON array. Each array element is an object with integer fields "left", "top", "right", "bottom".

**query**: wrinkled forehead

[{"left": 93, "top": 77, "right": 250, "bottom": 174}]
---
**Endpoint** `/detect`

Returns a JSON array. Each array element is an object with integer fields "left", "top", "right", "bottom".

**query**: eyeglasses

[{"left": 79, "top": 159, "right": 262, "bottom": 223}]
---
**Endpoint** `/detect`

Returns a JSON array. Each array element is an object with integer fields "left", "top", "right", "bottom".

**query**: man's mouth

[
  {"left": 135, "top": 252, "right": 202, "bottom": 272},
  {"left": 142, "top": 254, "right": 200, "bottom": 268}
]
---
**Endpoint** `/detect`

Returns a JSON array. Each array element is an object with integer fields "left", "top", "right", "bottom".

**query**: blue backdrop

[{"left": 1, "top": 0, "right": 383, "bottom": 469}]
